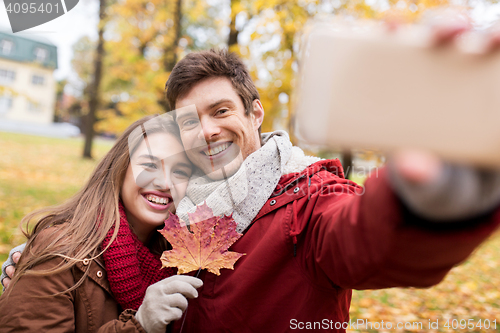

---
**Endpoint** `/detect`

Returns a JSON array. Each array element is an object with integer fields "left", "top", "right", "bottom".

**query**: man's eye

[
  {"left": 141, "top": 163, "right": 158, "bottom": 169},
  {"left": 173, "top": 169, "right": 191, "bottom": 178},
  {"left": 216, "top": 109, "right": 229, "bottom": 115}
]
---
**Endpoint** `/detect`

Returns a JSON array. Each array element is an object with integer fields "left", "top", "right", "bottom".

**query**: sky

[{"left": 1, "top": 0, "right": 500, "bottom": 86}]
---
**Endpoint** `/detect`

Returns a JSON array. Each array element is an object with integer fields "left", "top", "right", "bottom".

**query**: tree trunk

[
  {"left": 160, "top": 0, "right": 182, "bottom": 112},
  {"left": 342, "top": 150, "right": 353, "bottom": 180},
  {"left": 227, "top": 0, "right": 240, "bottom": 47},
  {"left": 163, "top": 0, "right": 182, "bottom": 73},
  {"left": 83, "top": 0, "right": 107, "bottom": 159}
]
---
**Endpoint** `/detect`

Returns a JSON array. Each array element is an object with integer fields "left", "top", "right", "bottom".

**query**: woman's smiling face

[{"left": 121, "top": 131, "right": 192, "bottom": 242}]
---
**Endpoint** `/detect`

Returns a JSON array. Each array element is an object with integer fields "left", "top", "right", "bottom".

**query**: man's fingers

[
  {"left": 482, "top": 23, "right": 500, "bottom": 53},
  {"left": 484, "top": 34, "right": 500, "bottom": 52},
  {"left": 382, "top": 14, "right": 405, "bottom": 33},
  {"left": 420, "top": 8, "right": 471, "bottom": 46},
  {"left": 431, "top": 23, "right": 470, "bottom": 45},
  {"left": 391, "top": 150, "right": 444, "bottom": 185},
  {"left": 2, "top": 277, "right": 11, "bottom": 289},
  {"left": 5, "top": 265, "right": 15, "bottom": 279}
]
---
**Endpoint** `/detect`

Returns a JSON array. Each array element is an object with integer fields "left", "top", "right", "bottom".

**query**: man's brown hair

[{"left": 165, "top": 49, "right": 260, "bottom": 116}]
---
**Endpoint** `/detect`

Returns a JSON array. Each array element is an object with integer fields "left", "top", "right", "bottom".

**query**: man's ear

[{"left": 251, "top": 99, "right": 265, "bottom": 130}]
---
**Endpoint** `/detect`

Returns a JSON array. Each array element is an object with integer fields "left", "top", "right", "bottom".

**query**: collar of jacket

[
  {"left": 74, "top": 255, "right": 112, "bottom": 295},
  {"left": 254, "top": 158, "right": 344, "bottom": 220}
]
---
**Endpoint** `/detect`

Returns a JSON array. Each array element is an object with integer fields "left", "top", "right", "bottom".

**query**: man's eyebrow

[
  {"left": 175, "top": 162, "right": 193, "bottom": 169},
  {"left": 208, "top": 98, "right": 235, "bottom": 109},
  {"left": 137, "top": 154, "right": 192, "bottom": 169},
  {"left": 137, "top": 154, "right": 160, "bottom": 161}
]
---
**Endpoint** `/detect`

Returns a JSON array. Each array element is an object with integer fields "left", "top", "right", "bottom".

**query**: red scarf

[{"left": 101, "top": 203, "right": 175, "bottom": 310}]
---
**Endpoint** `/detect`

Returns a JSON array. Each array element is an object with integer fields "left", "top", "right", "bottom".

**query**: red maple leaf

[{"left": 159, "top": 202, "right": 245, "bottom": 275}]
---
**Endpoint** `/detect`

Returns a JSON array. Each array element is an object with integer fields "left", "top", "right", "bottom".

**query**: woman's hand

[
  {"left": 1, "top": 243, "right": 25, "bottom": 290},
  {"left": 2, "top": 253, "right": 20, "bottom": 288},
  {"left": 135, "top": 275, "right": 203, "bottom": 333}
]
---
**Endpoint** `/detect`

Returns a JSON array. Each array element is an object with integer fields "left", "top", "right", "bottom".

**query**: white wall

[{"left": 0, "top": 58, "right": 56, "bottom": 125}]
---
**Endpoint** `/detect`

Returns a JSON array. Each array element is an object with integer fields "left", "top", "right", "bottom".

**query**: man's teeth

[
  {"left": 204, "top": 143, "right": 230, "bottom": 156},
  {"left": 146, "top": 195, "right": 169, "bottom": 205}
]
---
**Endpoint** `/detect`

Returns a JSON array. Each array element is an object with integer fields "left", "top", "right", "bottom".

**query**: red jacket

[{"left": 172, "top": 159, "right": 499, "bottom": 332}]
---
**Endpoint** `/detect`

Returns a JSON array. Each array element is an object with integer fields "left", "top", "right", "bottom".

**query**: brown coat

[{"left": 0, "top": 236, "right": 146, "bottom": 333}]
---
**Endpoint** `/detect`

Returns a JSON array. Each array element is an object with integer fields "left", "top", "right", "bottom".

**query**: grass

[
  {"left": 348, "top": 231, "right": 500, "bottom": 332},
  {"left": 0, "top": 132, "right": 113, "bottom": 276},
  {"left": 1, "top": 131, "right": 500, "bottom": 332}
]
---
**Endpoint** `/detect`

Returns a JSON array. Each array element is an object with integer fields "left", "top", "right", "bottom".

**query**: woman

[{"left": 0, "top": 114, "right": 202, "bottom": 333}]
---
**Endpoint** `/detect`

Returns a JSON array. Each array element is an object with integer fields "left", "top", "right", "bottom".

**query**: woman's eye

[
  {"left": 141, "top": 163, "right": 158, "bottom": 169},
  {"left": 182, "top": 119, "right": 199, "bottom": 128}
]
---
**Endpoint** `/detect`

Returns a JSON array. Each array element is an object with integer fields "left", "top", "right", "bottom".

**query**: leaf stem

[{"left": 178, "top": 269, "right": 202, "bottom": 333}]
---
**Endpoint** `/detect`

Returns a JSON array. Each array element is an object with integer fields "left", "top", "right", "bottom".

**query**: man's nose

[{"left": 197, "top": 118, "right": 221, "bottom": 141}]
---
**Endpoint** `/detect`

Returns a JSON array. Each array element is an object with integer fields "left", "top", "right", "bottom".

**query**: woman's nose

[
  {"left": 136, "top": 168, "right": 171, "bottom": 191},
  {"left": 152, "top": 169, "right": 171, "bottom": 190}
]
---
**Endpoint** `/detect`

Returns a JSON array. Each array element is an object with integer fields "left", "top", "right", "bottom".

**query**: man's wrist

[{"left": 388, "top": 162, "right": 500, "bottom": 222}]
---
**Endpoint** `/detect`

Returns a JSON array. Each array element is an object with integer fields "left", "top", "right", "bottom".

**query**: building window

[
  {"left": 34, "top": 47, "right": 48, "bottom": 62},
  {"left": 0, "top": 96, "right": 13, "bottom": 114},
  {"left": 0, "top": 39, "right": 13, "bottom": 55},
  {"left": 32, "top": 75, "right": 45, "bottom": 86},
  {"left": 0, "top": 69, "right": 16, "bottom": 84},
  {"left": 27, "top": 101, "right": 42, "bottom": 112}
]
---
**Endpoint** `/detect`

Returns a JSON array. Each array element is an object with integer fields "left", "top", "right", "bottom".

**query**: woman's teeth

[
  {"left": 146, "top": 195, "right": 169, "bottom": 205},
  {"left": 204, "top": 143, "right": 230, "bottom": 156}
]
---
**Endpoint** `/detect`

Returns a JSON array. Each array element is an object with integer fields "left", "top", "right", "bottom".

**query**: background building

[{"left": 0, "top": 31, "right": 58, "bottom": 125}]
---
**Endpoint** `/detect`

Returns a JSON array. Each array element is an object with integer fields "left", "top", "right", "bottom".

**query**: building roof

[{"left": 0, "top": 31, "right": 58, "bottom": 69}]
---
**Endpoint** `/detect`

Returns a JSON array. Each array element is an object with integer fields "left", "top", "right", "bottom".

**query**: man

[
  {"left": 156, "top": 49, "right": 500, "bottom": 333},
  {"left": 4, "top": 30, "right": 500, "bottom": 333}
]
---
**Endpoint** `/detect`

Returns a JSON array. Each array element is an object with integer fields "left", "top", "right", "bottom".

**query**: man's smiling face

[{"left": 174, "top": 76, "right": 264, "bottom": 180}]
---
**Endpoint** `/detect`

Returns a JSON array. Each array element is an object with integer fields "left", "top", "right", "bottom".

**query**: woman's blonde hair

[{"left": 6, "top": 114, "right": 181, "bottom": 296}]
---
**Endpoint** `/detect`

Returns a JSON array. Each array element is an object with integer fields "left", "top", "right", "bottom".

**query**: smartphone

[{"left": 294, "top": 19, "right": 500, "bottom": 168}]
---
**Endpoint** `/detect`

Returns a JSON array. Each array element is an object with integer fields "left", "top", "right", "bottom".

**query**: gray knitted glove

[
  {"left": 1, "top": 243, "right": 26, "bottom": 290},
  {"left": 135, "top": 275, "right": 203, "bottom": 333},
  {"left": 389, "top": 162, "right": 500, "bottom": 221}
]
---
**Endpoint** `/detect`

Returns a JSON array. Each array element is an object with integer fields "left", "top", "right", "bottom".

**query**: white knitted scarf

[{"left": 176, "top": 131, "right": 321, "bottom": 233}]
